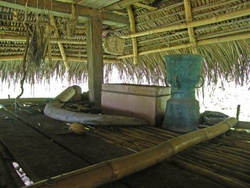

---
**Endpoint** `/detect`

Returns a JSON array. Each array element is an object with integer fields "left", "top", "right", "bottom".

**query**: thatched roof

[{"left": 0, "top": 0, "right": 250, "bottom": 86}]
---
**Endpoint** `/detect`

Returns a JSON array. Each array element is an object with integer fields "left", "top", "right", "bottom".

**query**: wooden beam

[
  {"left": 120, "top": 7, "right": 250, "bottom": 38},
  {"left": 103, "top": 0, "right": 142, "bottom": 11},
  {"left": 184, "top": 0, "right": 197, "bottom": 54},
  {"left": 127, "top": 5, "right": 138, "bottom": 65},
  {"left": 117, "top": 32, "right": 250, "bottom": 59},
  {"left": 0, "top": 0, "right": 129, "bottom": 27},
  {"left": 86, "top": 18, "right": 103, "bottom": 112},
  {"left": 133, "top": 3, "right": 157, "bottom": 11}
]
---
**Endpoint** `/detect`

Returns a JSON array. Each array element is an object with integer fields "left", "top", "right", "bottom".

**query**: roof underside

[{"left": 0, "top": 0, "right": 250, "bottom": 86}]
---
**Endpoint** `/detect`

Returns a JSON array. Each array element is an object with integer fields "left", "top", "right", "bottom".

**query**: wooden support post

[{"left": 86, "top": 18, "right": 103, "bottom": 113}]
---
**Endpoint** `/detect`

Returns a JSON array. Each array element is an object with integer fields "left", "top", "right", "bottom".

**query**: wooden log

[{"left": 26, "top": 117, "right": 238, "bottom": 188}]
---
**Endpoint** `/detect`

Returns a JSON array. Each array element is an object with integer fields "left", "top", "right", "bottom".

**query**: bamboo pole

[
  {"left": 0, "top": 35, "right": 87, "bottom": 44},
  {"left": 50, "top": 15, "right": 70, "bottom": 71},
  {"left": 0, "top": 55, "right": 119, "bottom": 63},
  {"left": 120, "top": 7, "right": 250, "bottom": 38},
  {"left": 118, "top": 32, "right": 250, "bottom": 59},
  {"left": 127, "top": 5, "right": 138, "bottom": 65},
  {"left": 103, "top": 0, "right": 142, "bottom": 11},
  {"left": 25, "top": 117, "right": 237, "bottom": 188},
  {"left": 184, "top": 0, "right": 197, "bottom": 54},
  {"left": 133, "top": 3, "right": 157, "bottom": 11},
  {"left": 118, "top": 43, "right": 193, "bottom": 59}
]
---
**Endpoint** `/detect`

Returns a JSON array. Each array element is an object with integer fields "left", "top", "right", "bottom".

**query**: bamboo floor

[{"left": 0, "top": 103, "right": 250, "bottom": 188}]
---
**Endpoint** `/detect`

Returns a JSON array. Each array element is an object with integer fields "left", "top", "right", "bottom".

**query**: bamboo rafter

[
  {"left": 184, "top": 0, "right": 197, "bottom": 54},
  {"left": 50, "top": 15, "right": 70, "bottom": 71},
  {"left": 120, "top": 7, "right": 250, "bottom": 38},
  {"left": 0, "top": 35, "right": 86, "bottom": 44},
  {"left": 117, "top": 32, "right": 250, "bottom": 59},
  {"left": 133, "top": 3, "right": 157, "bottom": 11},
  {"left": 103, "top": 0, "right": 142, "bottom": 11},
  {"left": 0, "top": 55, "right": 119, "bottom": 63},
  {"left": 127, "top": 5, "right": 138, "bottom": 65}
]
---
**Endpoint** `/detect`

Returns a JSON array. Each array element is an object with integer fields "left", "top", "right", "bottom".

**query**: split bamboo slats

[
  {"left": 26, "top": 117, "right": 241, "bottom": 188},
  {"left": 1, "top": 0, "right": 250, "bottom": 85}
]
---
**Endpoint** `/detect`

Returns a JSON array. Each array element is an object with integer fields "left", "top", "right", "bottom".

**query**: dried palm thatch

[
  {"left": 0, "top": 0, "right": 250, "bottom": 88},
  {"left": 103, "top": 36, "right": 125, "bottom": 55}
]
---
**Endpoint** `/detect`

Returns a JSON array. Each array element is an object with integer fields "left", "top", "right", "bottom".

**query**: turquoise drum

[{"left": 162, "top": 54, "right": 204, "bottom": 133}]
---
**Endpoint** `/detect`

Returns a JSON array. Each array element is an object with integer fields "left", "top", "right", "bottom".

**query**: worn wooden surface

[
  {"left": 86, "top": 17, "right": 103, "bottom": 112},
  {"left": 0, "top": 104, "right": 250, "bottom": 188}
]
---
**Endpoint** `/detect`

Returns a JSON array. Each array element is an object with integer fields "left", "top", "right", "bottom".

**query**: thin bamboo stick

[
  {"left": 90, "top": 131, "right": 142, "bottom": 152},
  {"left": 173, "top": 159, "right": 249, "bottom": 188},
  {"left": 120, "top": 127, "right": 170, "bottom": 143},
  {"left": 183, "top": 152, "right": 248, "bottom": 173},
  {"left": 207, "top": 144, "right": 250, "bottom": 159},
  {"left": 195, "top": 144, "right": 250, "bottom": 164},
  {"left": 25, "top": 117, "right": 238, "bottom": 188},
  {"left": 120, "top": 7, "right": 250, "bottom": 38},
  {"left": 176, "top": 155, "right": 250, "bottom": 183},
  {"left": 191, "top": 148, "right": 250, "bottom": 170}
]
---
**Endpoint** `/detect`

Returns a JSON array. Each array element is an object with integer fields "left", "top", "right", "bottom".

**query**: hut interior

[{"left": 0, "top": 0, "right": 250, "bottom": 187}]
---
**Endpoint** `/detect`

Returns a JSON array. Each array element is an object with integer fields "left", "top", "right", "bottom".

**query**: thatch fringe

[
  {"left": 0, "top": 60, "right": 88, "bottom": 87},
  {"left": 1, "top": 39, "right": 249, "bottom": 88}
]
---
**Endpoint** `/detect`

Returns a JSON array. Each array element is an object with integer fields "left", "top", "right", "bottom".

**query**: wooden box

[{"left": 101, "top": 84, "right": 171, "bottom": 126}]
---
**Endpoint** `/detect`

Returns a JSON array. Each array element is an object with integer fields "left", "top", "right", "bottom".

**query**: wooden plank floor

[{"left": 0, "top": 104, "right": 250, "bottom": 188}]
